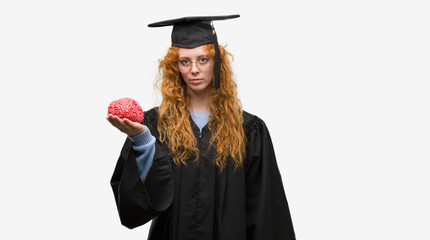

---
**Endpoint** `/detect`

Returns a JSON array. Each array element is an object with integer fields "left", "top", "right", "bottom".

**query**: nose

[{"left": 190, "top": 62, "right": 200, "bottom": 74}]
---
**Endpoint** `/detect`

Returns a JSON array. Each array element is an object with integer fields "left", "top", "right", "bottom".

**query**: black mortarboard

[{"left": 148, "top": 14, "right": 240, "bottom": 90}]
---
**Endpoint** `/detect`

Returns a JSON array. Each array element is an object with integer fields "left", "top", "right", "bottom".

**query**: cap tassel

[{"left": 211, "top": 28, "right": 221, "bottom": 90}]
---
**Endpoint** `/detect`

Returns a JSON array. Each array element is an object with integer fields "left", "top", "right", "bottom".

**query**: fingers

[
  {"left": 106, "top": 114, "right": 123, "bottom": 128},
  {"left": 122, "top": 117, "right": 133, "bottom": 126},
  {"left": 106, "top": 114, "right": 146, "bottom": 136},
  {"left": 107, "top": 114, "right": 126, "bottom": 132}
]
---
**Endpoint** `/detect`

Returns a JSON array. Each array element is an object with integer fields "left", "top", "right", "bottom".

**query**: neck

[{"left": 188, "top": 90, "right": 211, "bottom": 113}]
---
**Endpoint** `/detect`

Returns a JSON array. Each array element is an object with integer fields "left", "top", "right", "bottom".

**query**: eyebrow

[{"left": 178, "top": 54, "right": 209, "bottom": 59}]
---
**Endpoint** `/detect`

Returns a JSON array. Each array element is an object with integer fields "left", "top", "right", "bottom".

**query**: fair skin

[
  {"left": 177, "top": 45, "right": 214, "bottom": 113},
  {"left": 107, "top": 45, "right": 214, "bottom": 136}
]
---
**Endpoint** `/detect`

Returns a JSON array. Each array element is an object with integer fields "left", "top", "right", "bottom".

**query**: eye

[
  {"left": 198, "top": 57, "right": 209, "bottom": 64},
  {"left": 179, "top": 59, "right": 190, "bottom": 66}
]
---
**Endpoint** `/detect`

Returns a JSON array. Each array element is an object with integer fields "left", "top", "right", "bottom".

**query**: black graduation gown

[{"left": 110, "top": 108, "right": 296, "bottom": 240}]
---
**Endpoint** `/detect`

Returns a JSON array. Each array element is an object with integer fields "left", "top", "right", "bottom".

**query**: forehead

[{"left": 177, "top": 45, "right": 207, "bottom": 58}]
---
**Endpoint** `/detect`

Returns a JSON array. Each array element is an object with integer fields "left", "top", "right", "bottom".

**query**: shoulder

[
  {"left": 144, "top": 107, "right": 159, "bottom": 122},
  {"left": 242, "top": 110, "right": 267, "bottom": 137},
  {"left": 143, "top": 107, "right": 160, "bottom": 137},
  {"left": 144, "top": 108, "right": 267, "bottom": 137}
]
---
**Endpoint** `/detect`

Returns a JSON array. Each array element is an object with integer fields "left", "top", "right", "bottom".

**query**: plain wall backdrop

[{"left": 1, "top": 0, "right": 429, "bottom": 239}]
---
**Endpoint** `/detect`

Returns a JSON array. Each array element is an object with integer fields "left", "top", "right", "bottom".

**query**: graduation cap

[{"left": 148, "top": 14, "right": 240, "bottom": 90}]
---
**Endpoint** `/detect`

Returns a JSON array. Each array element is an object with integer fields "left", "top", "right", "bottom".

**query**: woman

[{"left": 107, "top": 15, "right": 296, "bottom": 240}]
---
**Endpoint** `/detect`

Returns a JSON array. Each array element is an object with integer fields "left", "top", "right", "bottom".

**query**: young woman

[{"left": 107, "top": 15, "right": 296, "bottom": 240}]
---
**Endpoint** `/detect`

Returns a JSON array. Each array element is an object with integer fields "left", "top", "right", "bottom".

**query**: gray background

[{"left": 1, "top": 0, "right": 429, "bottom": 239}]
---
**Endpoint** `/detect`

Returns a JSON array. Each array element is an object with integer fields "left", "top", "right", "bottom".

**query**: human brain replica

[{"left": 108, "top": 98, "right": 144, "bottom": 123}]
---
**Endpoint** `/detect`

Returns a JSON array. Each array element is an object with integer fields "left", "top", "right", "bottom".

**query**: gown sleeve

[
  {"left": 110, "top": 114, "right": 174, "bottom": 229},
  {"left": 129, "top": 127, "right": 156, "bottom": 183},
  {"left": 245, "top": 117, "right": 296, "bottom": 239}
]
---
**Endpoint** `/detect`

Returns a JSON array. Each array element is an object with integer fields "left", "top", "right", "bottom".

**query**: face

[{"left": 177, "top": 45, "right": 214, "bottom": 95}]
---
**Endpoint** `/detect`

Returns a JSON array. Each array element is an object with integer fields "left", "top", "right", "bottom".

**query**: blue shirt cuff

[{"left": 129, "top": 127, "right": 153, "bottom": 146}]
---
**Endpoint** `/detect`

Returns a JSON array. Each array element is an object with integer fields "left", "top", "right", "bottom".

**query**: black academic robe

[{"left": 110, "top": 108, "right": 296, "bottom": 240}]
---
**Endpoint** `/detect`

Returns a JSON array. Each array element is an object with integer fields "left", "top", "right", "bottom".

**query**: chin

[{"left": 188, "top": 84, "right": 211, "bottom": 93}]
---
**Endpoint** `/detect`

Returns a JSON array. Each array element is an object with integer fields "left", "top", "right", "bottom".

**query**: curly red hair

[{"left": 155, "top": 44, "right": 245, "bottom": 171}]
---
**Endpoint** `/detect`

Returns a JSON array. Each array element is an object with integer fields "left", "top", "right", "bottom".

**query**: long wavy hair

[{"left": 155, "top": 44, "right": 245, "bottom": 171}]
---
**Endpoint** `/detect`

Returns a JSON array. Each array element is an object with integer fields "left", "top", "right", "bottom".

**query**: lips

[{"left": 190, "top": 78, "right": 203, "bottom": 84}]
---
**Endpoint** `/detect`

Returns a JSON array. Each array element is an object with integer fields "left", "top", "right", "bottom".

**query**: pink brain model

[{"left": 108, "top": 98, "right": 144, "bottom": 123}]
